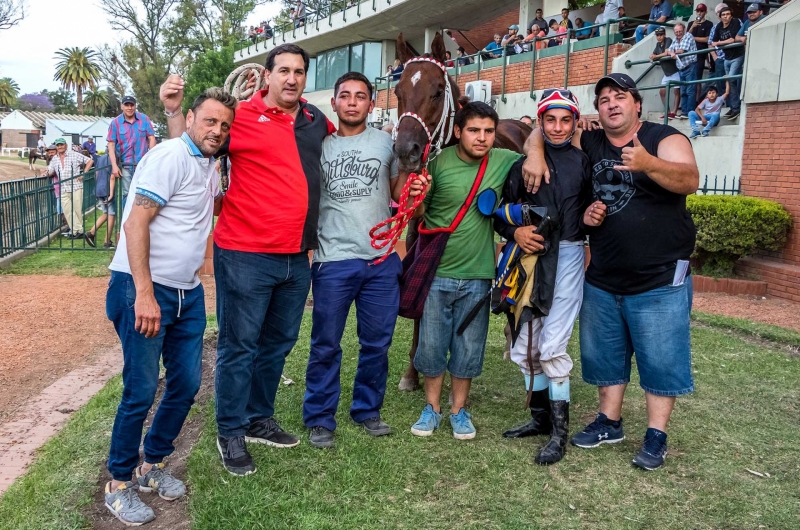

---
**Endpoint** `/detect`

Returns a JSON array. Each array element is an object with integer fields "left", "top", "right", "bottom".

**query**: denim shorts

[
  {"left": 415, "top": 276, "right": 491, "bottom": 379},
  {"left": 97, "top": 197, "right": 116, "bottom": 215},
  {"left": 579, "top": 278, "right": 694, "bottom": 397}
]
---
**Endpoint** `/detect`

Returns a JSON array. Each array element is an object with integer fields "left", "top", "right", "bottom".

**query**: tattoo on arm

[{"left": 134, "top": 194, "right": 162, "bottom": 210}]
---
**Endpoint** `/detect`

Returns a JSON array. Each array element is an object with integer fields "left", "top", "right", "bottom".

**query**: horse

[
  {"left": 391, "top": 32, "right": 531, "bottom": 391},
  {"left": 28, "top": 149, "right": 46, "bottom": 170}
]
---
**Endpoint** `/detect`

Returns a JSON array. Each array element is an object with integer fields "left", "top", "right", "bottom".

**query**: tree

[
  {"left": 0, "top": 0, "right": 26, "bottom": 31},
  {"left": 83, "top": 89, "right": 110, "bottom": 116},
  {"left": 182, "top": 46, "right": 235, "bottom": 113},
  {"left": 15, "top": 92, "right": 54, "bottom": 111},
  {"left": 0, "top": 76, "right": 19, "bottom": 108},
  {"left": 53, "top": 47, "right": 102, "bottom": 115},
  {"left": 42, "top": 88, "right": 78, "bottom": 114},
  {"left": 103, "top": 87, "right": 122, "bottom": 118}
]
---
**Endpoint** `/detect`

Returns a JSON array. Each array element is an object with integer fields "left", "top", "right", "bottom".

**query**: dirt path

[
  {"left": 0, "top": 275, "right": 117, "bottom": 421},
  {"left": 693, "top": 292, "right": 800, "bottom": 333},
  {"left": 0, "top": 159, "right": 43, "bottom": 182}
]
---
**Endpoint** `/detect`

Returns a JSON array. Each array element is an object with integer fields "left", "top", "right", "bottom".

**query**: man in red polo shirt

[{"left": 160, "top": 43, "right": 335, "bottom": 476}]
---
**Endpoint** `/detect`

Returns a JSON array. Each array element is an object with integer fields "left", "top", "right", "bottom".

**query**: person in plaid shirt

[
  {"left": 40, "top": 138, "right": 93, "bottom": 238},
  {"left": 667, "top": 22, "right": 698, "bottom": 118},
  {"left": 107, "top": 95, "right": 156, "bottom": 209}
]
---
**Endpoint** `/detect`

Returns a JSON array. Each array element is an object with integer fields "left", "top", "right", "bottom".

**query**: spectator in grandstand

[
  {"left": 107, "top": 96, "right": 157, "bottom": 210},
  {"left": 688, "top": 84, "right": 729, "bottom": 138},
  {"left": 635, "top": 0, "right": 672, "bottom": 42},
  {"left": 688, "top": 4, "right": 713, "bottom": 103},
  {"left": 592, "top": 4, "right": 606, "bottom": 37},
  {"left": 548, "top": 19, "right": 568, "bottom": 47},
  {"left": 668, "top": 22, "right": 697, "bottom": 119},
  {"left": 671, "top": 0, "right": 693, "bottom": 20},
  {"left": 295, "top": 0, "right": 306, "bottom": 27},
  {"left": 519, "top": 115, "right": 534, "bottom": 126},
  {"left": 263, "top": 20, "right": 273, "bottom": 39},
  {"left": 529, "top": 8, "right": 549, "bottom": 33},
  {"left": 651, "top": 27, "right": 680, "bottom": 119},
  {"left": 249, "top": 26, "right": 257, "bottom": 44},
  {"left": 603, "top": 0, "right": 623, "bottom": 23},
  {"left": 710, "top": 5, "right": 743, "bottom": 120},
  {"left": 575, "top": 18, "right": 592, "bottom": 40},
  {"left": 445, "top": 51, "right": 454, "bottom": 68},
  {"left": 707, "top": 4, "right": 729, "bottom": 100},
  {"left": 483, "top": 33, "right": 504, "bottom": 58},
  {"left": 617, "top": 7, "right": 636, "bottom": 39},
  {"left": 457, "top": 47, "right": 472, "bottom": 66},
  {"left": 736, "top": 4, "right": 765, "bottom": 46},
  {"left": 390, "top": 59, "right": 405, "bottom": 81},
  {"left": 523, "top": 24, "right": 548, "bottom": 50},
  {"left": 560, "top": 8, "right": 574, "bottom": 29},
  {"left": 502, "top": 24, "right": 519, "bottom": 45}
]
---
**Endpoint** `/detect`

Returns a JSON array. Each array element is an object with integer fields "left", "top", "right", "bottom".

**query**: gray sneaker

[
  {"left": 136, "top": 463, "right": 186, "bottom": 501},
  {"left": 104, "top": 481, "right": 156, "bottom": 526}
]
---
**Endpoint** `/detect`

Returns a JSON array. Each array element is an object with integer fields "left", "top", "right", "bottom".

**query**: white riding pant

[{"left": 510, "top": 241, "right": 585, "bottom": 383}]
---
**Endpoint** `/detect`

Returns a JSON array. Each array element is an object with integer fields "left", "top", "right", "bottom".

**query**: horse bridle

[{"left": 391, "top": 56, "right": 455, "bottom": 165}]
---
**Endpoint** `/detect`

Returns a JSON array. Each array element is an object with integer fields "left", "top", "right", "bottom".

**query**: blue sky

[{"left": 0, "top": 0, "right": 280, "bottom": 95}]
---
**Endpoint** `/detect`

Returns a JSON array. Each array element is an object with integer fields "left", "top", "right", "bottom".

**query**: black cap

[
  {"left": 594, "top": 73, "right": 638, "bottom": 95},
  {"left": 654, "top": 27, "right": 666, "bottom": 34},
  {"left": 121, "top": 95, "right": 137, "bottom": 105}
]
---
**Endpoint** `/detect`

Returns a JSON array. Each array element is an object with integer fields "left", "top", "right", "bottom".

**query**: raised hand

[
  {"left": 160, "top": 74, "right": 185, "bottom": 114},
  {"left": 614, "top": 134, "right": 651, "bottom": 173}
]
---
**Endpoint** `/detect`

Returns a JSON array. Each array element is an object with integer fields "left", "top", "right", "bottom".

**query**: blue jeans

[
  {"left": 303, "top": 255, "right": 402, "bottom": 431},
  {"left": 106, "top": 272, "right": 205, "bottom": 481},
  {"left": 724, "top": 56, "right": 744, "bottom": 111},
  {"left": 712, "top": 57, "right": 727, "bottom": 100},
  {"left": 579, "top": 278, "right": 694, "bottom": 397},
  {"left": 414, "top": 276, "right": 491, "bottom": 379},
  {"left": 678, "top": 66, "right": 697, "bottom": 116},
  {"left": 635, "top": 23, "right": 658, "bottom": 42},
  {"left": 214, "top": 245, "right": 311, "bottom": 437},
  {"left": 689, "top": 111, "right": 721, "bottom": 133}
]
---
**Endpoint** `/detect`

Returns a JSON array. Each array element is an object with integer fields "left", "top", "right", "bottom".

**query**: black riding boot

[
  {"left": 502, "top": 388, "right": 551, "bottom": 438},
  {"left": 535, "top": 400, "right": 569, "bottom": 465}
]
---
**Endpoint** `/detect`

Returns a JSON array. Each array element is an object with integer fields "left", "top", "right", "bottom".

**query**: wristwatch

[{"left": 164, "top": 109, "right": 180, "bottom": 119}]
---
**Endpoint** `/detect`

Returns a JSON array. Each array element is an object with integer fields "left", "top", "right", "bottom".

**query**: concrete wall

[{"left": 0, "top": 129, "right": 38, "bottom": 149}]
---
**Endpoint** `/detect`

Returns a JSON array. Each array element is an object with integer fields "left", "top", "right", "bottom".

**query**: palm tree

[
  {"left": 83, "top": 89, "right": 110, "bottom": 116},
  {"left": 0, "top": 77, "right": 20, "bottom": 109},
  {"left": 53, "top": 47, "right": 101, "bottom": 115}
]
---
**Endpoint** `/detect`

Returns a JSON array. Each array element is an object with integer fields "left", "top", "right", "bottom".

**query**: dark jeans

[
  {"left": 302, "top": 255, "right": 401, "bottom": 431},
  {"left": 679, "top": 66, "right": 697, "bottom": 116},
  {"left": 106, "top": 272, "right": 205, "bottom": 481},
  {"left": 712, "top": 57, "right": 727, "bottom": 101},
  {"left": 214, "top": 245, "right": 311, "bottom": 437}
]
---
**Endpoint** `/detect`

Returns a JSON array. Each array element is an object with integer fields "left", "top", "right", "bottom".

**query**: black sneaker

[
  {"left": 309, "top": 426, "right": 335, "bottom": 448},
  {"left": 632, "top": 428, "right": 668, "bottom": 471},
  {"left": 217, "top": 435, "right": 256, "bottom": 476},
  {"left": 245, "top": 417, "right": 300, "bottom": 448},
  {"left": 726, "top": 110, "right": 740, "bottom": 120},
  {"left": 723, "top": 108, "right": 734, "bottom": 117},
  {"left": 84, "top": 232, "right": 96, "bottom": 247},
  {"left": 570, "top": 412, "right": 625, "bottom": 448},
  {"left": 357, "top": 416, "right": 391, "bottom": 437},
  {"left": 103, "top": 241, "right": 115, "bottom": 249}
]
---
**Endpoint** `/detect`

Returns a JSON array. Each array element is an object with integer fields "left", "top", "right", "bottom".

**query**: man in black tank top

[{"left": 520, "top": 73, "right": 699, "bottom": 471}]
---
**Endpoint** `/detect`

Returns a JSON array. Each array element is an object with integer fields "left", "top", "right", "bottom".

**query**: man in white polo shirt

[{"left": 103, "top": 88, "right": 236, "bottom": 526}]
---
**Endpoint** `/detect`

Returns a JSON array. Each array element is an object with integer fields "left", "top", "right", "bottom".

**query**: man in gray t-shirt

[{"left": 303, "top": 72, "right": 422, "bottom": 449}]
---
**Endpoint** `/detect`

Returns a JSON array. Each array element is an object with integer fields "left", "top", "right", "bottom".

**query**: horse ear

[
  {"left": 457, "top": 95, "right": 470, "bottom": 107},
  {"left": 430, "top": 32, "right": 447, "bottom": 64},
  {"left": 396, "top": 33, "right": 414, "bottom": 64}
]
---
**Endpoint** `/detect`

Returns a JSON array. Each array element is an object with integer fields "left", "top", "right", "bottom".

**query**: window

[
  {"left": 312, "top": 41, "right": 383, "bottom": 91},
  {"left": 307, "top": 57, "right": 317, "bottom": 92}
]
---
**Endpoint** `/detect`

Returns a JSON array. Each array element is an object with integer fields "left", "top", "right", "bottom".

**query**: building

[
  {"left": 0, "top": 110, "right": 104, "bottom": 150},
  {"left": 234, "top": 0, "right": 800, "bottom": 301}
]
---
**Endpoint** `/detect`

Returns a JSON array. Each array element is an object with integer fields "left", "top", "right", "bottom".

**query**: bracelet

[{"left": 164, "top": 109, "right": 181, "bottom": 119}]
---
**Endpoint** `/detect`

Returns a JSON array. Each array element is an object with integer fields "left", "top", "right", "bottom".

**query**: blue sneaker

[
  {"left": 449, "top": 408, "right": 476, "bottom": 440},
  {"left": 411, "top": 404, "right": 442, "bottom": 437},
  {"left": 632, "top": 428, "right": 668, "bottom": 471},
  {"left": 689, "top": 130, "right": 700, "bottom": 139},
  {"left": 570, "top": 413, "right": 625, "bottom": 448}
]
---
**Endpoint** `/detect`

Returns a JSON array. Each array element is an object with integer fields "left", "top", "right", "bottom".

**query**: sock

[
  {"left": 645, "top": 427, "right": 667, "bottom": 440},
  {"left": 532, "top": 373, "right": 549, "bottom": 392},
  {"left": 548, "top": 380, "right": 570, "bottom": 402},
  {"left": 603, "top": 415, "right": 622, "bottom": 428}
]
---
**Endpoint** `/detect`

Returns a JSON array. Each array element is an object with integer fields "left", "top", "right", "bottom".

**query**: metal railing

[
  {"left": 697, "top": 175, "right": 740, "bottom": 196},
  {"left": 0, "top": 164, "right": 135, "bottom": 258},
  {"left": 625, "top": 42, "right": 745, "bottom": 84},
  {"left": 636, "top": 74, "right": 743, "bottom": 125}
]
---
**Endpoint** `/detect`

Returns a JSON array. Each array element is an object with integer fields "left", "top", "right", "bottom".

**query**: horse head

[{"left": 392, "top": 32, "right": 459, "bottom": 173}]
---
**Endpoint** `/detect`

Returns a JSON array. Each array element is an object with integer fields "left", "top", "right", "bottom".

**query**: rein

[{"left": 372, "top": 57, "right": 456, "bottom": 265}]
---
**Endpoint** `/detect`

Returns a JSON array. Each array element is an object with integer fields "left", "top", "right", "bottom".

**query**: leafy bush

[{"left": 686, "top": 195, "right": 792, "bottom": 277}]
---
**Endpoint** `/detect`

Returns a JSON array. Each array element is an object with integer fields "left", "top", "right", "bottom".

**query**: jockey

[{"left": 495, "top": 89, "right": 607, "bottom": 465}]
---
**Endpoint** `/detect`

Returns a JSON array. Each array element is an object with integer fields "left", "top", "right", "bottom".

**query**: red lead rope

[{"left": 368, "top": 169, "right": 429, "bottom": 266}]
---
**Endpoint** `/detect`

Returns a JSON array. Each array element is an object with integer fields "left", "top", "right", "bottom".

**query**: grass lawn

[
  {"left": 0, "top": 313, "right": 797, "bottom": 529},
  {"left": 184, "top": 314, "right": 800, "bottom": 530}
]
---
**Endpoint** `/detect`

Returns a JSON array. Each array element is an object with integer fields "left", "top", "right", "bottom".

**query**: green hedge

[{"left": 686, "top": 195, "right": 792, "bottom": 277}]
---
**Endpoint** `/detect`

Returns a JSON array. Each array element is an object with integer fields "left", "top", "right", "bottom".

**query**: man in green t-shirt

[{"left": 410, "top": 102, "right": 521, "bottom": 441}]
